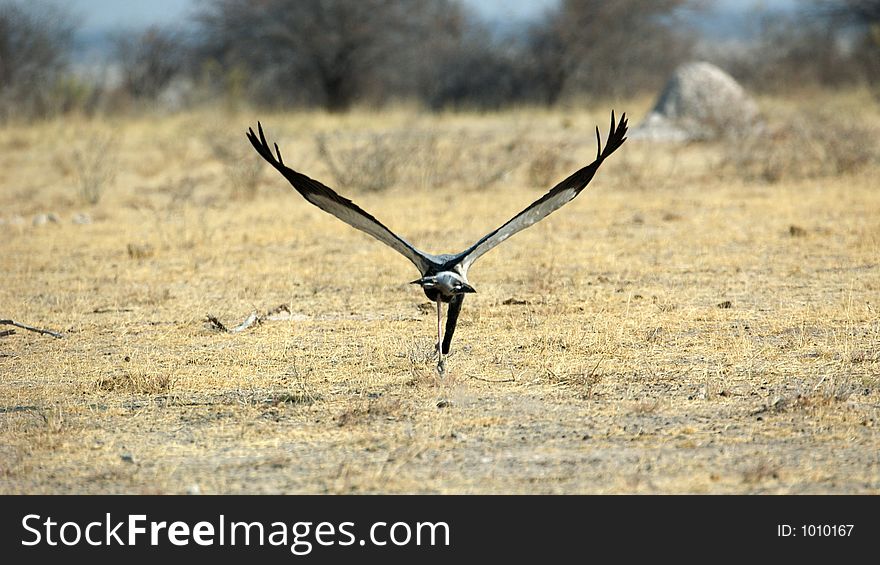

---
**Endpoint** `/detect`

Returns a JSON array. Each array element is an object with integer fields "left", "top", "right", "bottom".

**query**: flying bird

[{"left": 247, "top": 111, "right": 628, "bottom": 374}]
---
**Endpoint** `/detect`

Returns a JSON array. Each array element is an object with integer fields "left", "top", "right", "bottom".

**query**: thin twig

[
  {"left": 91, "top": 307, "right": 134, "bottom": 314},
  {"left": 0, "top": 319, "right": 63, "bottom": 339},
  {"left": 467, "top": 374, "right": 516, "bottom": 383}
]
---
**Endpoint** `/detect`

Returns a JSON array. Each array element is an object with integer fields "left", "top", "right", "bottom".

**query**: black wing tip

[
  {"left": 247, "top": 120, "right": 289, "bottom": 168},
  {"left": 598, "top": 109, "right": 628, "bottom": 160}
]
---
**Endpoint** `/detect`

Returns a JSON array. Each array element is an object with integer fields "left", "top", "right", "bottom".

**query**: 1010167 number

[{"left": 802, "top": 525, "right": 854, "bottom": 537}]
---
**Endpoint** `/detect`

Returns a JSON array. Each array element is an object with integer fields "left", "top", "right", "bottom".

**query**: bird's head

[{"left": 410, "top": 271, "right": 476, "bottom": 297}]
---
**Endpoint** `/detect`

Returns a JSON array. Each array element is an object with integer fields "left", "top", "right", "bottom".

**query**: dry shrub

[
  {"left": 426, "top": 132, "right": 524, "bottom": 190},
  {"left": 316, "top": 132, "right": 402, "bottom": 192},
  {"left": 526, "top": 145, "right": 577, "bottom": 189},
  {"left": 722, "top": 110, "right": 879, "bottom": 183},
  {"left": 227, "top": 159, "right": 263, "bottom": 200},
  {"left": 315, "top": 128, "right": 526, "bottom": 192},
  {"left": 204, "top": 128, "right": 264, "bottom": 200},
  {"left": 71, "top": 133, "right": 119, "bottom": 205}
]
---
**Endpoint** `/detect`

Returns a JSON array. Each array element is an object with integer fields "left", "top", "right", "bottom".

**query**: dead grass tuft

[
  {"left": 742, "top": 461, "right": 781, "bottom": 484},
  {"left": 336, "top": 396, "right": 404, "bottom": 427},
  {"left": 95, "top": 372, "right": 174, "bottom": 395}
]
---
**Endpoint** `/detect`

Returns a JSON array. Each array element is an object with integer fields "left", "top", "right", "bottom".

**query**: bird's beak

[
  {"left": 461, "top": 283, "right": 477, "bottom": 294},
  {"left": 411, "top": 277, "right": 436, "bottom": 288}
]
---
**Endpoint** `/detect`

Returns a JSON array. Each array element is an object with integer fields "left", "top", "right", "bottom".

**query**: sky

[
  {"left": 65, "top": 0, "right": 800, "bottom": 36},
  {"left": 67, "top": 0, "right": 557, "bottom": 34}
]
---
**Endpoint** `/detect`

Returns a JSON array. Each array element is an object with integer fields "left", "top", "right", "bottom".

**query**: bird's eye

[{"left": 454, "top": 283, "right": 462, "bottom": 289}]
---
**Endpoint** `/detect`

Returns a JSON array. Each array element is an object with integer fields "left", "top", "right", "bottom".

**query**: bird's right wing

[
  {"left": 247, "top": 122, "right": 437, "bottom": 275},
  {"left": 455, "top": 111, "right": 628, "bottom": 271}
]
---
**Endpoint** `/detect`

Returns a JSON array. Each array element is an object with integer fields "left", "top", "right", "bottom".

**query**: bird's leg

[{"left": 436, "top": 298, "right": 446, "bottom": 376}]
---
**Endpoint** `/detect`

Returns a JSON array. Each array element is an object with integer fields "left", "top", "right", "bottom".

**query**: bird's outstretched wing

[
  {"left": 454, "top": 111, "right": 628, "bottom": 272},
  {"left": 247, "top": 122, "right": 437, "bottom": 275}
]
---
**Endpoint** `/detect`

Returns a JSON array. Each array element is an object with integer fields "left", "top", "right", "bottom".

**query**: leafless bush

[
  {"left": 71, "top": 134, "right": 119, "bottom": 205},
  {"left": 526, "top": 145, "right": 577, "bottom": 189},
  {"left": 404, "top": 130, "right": 526, "bottom": 190},
  {"left": 315, "top": 132, "right": 402, "bottom": 192},
  {"left": 720, "top": 111, "right": 879, "bottom": 183},
  {"left": 313, "top": 128, "right": 527, "bottom": 193}
]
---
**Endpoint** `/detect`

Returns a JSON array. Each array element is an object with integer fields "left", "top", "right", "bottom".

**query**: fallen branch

[
  {"left": 206, "top": 311, "right": 259, "bottom": 333},
  {"left": 0, "top": 329, "right": 16, "bottom": 338},
  {"left": 206, "top": 305, "right": 293, "bottom": 334},
  {"left": 0, "top": 319, "right": 63, "bottom": 339},
  {"left": 206, "top": 314, "right": 228, "bottom": 332}
]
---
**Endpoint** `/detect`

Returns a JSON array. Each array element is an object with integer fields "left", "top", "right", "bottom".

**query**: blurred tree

[
  {"left": 415, "top": 15, "right": 535, "bottom": 110},
  {"left": 821, "top": 0, "right": 880, "bottom": 24},
  {"left": 819, "top": 0, "right": 880, "bottom": 87},
  {"left": 525, "top": 0, "right": 697, "bottom": 104},
  {"left": 196, "top": 0, "right": 464, "bottom": 111},
  {"left": 114, "top": 26, "right": 187, "bottom": 101},
  {"left": 0, "top": 1, "right": 77, "bottom": 119}
]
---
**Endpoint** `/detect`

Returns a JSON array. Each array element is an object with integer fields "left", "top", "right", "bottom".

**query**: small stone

[
  {"left": 32, "top": 214, "right": 48, "bottom": 226},
  {"left": 72, "top": 213, "right": 92, "bottom": 225},
  {"left": 186, "top": 484, "right": 201, "bottom": 495},
  {"left": 120, "top": 453, "right": 136, "bottom": 464}
]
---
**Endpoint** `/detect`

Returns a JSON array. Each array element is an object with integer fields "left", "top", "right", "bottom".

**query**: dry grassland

[{"left": 1, "top": 92, "right": 879, "bottom": 493}]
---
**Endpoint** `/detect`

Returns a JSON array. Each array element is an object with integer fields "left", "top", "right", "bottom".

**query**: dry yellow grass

[{"left": 1, "top": 94, "right": 878, "bottom": 493}]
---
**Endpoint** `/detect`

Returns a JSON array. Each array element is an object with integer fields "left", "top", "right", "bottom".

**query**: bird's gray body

[
  {"left": 247, "top": 111, "right": 629, "bottom": 373},
  {"left": 414, "top": 270, "right": 474, "bottom": 303}
]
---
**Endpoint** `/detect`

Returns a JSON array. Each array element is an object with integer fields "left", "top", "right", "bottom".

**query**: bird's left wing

[
  {"left": 247, "top": 122, "right": 437, "bottom": 275},
  {"left": 455, "top": 111, "right": 628, "bottom": 272}
]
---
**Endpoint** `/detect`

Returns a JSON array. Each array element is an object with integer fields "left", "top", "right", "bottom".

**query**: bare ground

[{"left": 1, "top": 100, "right": 879, "bottom": 493}]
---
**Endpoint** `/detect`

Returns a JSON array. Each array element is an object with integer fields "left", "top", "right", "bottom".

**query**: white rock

[{"left": 633, "top": 61, "right": 763, "bottom": 142}]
